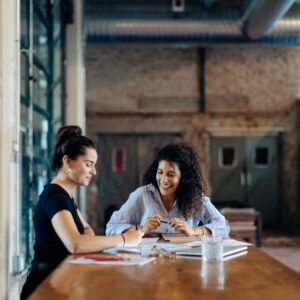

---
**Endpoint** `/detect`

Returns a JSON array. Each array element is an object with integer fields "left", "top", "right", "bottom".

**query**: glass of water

[{"left": 201, "top": 235, "right": 223, "bottom": 262}]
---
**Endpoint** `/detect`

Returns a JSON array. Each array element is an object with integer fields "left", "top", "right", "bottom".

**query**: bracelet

[{"left": 121, "top": 233, "right": 126, "bottom": 246}]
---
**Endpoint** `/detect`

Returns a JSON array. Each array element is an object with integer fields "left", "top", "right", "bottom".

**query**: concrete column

[
  {"left": 66, "top": 0, "right": 87, "bottom": 214},
  {"left": 66, "top": 0, "right": 85, "bottom": 131},
  {"left": 0, "top": 0, "right": 20, "bottom": 298}
]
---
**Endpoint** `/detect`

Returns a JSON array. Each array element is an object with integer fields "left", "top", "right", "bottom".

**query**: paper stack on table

[
  {"left": 104, "top": 242, "right": 192, "bottom": 256},
  {"left": 162, "top": 233, "right": 201, "bottom": 243}
]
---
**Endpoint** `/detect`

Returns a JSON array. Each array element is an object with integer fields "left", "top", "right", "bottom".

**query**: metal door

[
  {"left": 210, "top": 136, "right": 280, "bottom": 226},
  {"left": 97, "top": 134, "right": 181, "bottom": 231}
]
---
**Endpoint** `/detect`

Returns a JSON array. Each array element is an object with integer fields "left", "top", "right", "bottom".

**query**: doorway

[
  {"left": 97, "top": 133, "right": 181, "bottom": 231},
  {"left": 210, "top": 136, "right": 280, "bottom": 227}
]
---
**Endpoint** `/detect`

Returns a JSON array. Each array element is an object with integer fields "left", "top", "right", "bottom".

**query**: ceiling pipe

[
  {"left": 241, "top": 0, "right": 295, "bottom": 39},
  {"left": 85, "top": 1, "right": 300, "bottom": 43},
  {"left": 85, "top": 19, "right": 241, "bottom": 38}
]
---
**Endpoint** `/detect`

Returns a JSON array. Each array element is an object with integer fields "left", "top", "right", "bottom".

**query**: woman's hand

[
  {"left": 169, "top": 218, "right": 195, "bottom": 236},
  {"left": 141, "top": 214, "right": 162, "bottom": 233},
  {"left": 123, "top": 230, "right": 144, "bottom": 247}
]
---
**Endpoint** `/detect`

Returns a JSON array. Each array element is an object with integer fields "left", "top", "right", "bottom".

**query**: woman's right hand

[
  {"left": 141, "top": 214, "right": 162, "bottom": 233},
  {"left": 123, "top": 230, "right": 144, "bottom": 247}
]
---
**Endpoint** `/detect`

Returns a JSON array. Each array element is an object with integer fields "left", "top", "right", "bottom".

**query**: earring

[{"left": 65, "top": 168, "right": 72, "bottom": 174}]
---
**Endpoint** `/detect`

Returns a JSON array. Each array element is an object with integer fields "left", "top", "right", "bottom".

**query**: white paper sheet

[
  {"left": 104, "top": 242, "right": 192, "bottom": 255},
  {"left": 223, "top": 239, "right": 253, "bottom": 247},
  {"left": 141, "top": 237, "right": 160, "bottom": 244}
]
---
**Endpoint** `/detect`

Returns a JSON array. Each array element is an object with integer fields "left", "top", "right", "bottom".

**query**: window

[
  {"left": 219, "top": 147, "right": 235, "bottom": 167},
  {"left": 20, "top": 0, "right": 66, "bottom": 266},
  {"left": 254, "top": 147, "right": 269, "bottom": 167}
]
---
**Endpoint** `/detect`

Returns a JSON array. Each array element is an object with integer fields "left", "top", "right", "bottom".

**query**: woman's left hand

[{"left": 169, "top": 218, "right": 194, "bottom": 236}]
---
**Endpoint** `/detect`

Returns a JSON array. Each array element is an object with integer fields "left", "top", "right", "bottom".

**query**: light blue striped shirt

[{"left": 106, "top": 184, "right": 227, "bottom": 237}]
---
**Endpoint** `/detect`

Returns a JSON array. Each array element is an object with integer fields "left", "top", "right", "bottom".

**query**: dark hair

[
  {"left": 50, "top": 125, "right": 95, "bottom": 172},
  {"left": 142, "top": 143, "right": 205, "bottom": 218}
]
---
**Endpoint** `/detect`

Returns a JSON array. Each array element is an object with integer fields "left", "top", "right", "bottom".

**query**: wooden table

[{"left": 30, "top": 247, "right": 300, "bottom": 300}]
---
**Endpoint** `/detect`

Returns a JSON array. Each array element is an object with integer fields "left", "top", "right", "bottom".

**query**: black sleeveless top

[{"left": 32, "top": 183, "right": 84, "bottom": 264}]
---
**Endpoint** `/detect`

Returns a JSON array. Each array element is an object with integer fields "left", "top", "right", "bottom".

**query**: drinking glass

[{"left": 201, "top": 235, "right": 223, "bottom": 262}]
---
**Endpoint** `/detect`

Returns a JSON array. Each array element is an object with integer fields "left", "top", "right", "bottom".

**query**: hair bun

[{"left": 55, "top": 125, "right": 82, "bottom": 146}]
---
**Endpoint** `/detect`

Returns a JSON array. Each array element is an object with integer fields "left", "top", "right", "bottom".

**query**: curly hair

[{"left": 142, "top": 143, "right": 205, "bottom": 218}]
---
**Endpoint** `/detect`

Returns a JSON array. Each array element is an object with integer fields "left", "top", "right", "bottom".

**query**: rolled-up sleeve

[
  {"left": 105, "top": 190, "right": 141, "bottom": 235},
  {"left": 201, "top": 197, "right": 229, "bottom": 238}
]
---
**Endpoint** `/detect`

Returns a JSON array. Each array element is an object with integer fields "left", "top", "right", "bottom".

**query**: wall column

[
  {"left": 0, "top": 0, "right": 20, "bottom": 298},
  {"left": 66, "top": 0, "right": 85, "bottom": 130},
  {"left": 66, "top": 0, "right": 87, "bottom": 213}
]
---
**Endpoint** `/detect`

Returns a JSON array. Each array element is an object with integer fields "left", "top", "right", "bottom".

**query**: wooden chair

[{"left": 220, "top": 207, "right": 262, "bottom": 247}]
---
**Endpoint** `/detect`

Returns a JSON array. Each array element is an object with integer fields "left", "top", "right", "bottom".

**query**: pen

[
  {"left": 146, "top": 217, "right": 169, "bottom": 224},
  {"left": 84, "top": 255, "right": 125, "bottom": 261}
]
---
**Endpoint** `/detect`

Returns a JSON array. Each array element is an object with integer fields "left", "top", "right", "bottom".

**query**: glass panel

[
  {"left": 21, "top": 0, "right": 29, "bottom": 47},
  {"left": 20, "top": 0, "right": 65, "bottom": 268},
  {"left": 54, "top": 41, "right": 62, "bottom": 81},
  {"left": 34, "top": 0, "right": 48, "bottom": 11},
  {"left": 53, "top": 83, "right": 62, "bottom": 120},
  {"left": 21, "top": 104, "right": 29, "bottom": 128},
  {"left": 21, "top": 53, "right": 29, "bottom": 99},
  {"left": 220, "top": 147, "right": 235, "bottom": 167},
  {"left": 33, "top": 15, "right": 48, "bottom": 68},
  {"left": 33, "top": 111, "right": 49, "bottom": 161},
  {"left": 33, "top": 65, "right": 48, "bottom": 110},
  {"left": 32, "top": 163, "right": 48, "bottom": 203},
  {"left": 255, "top": 147, "right": 269, "bottom": 166},
  {"left": 53, "top": 2, "right": 61, "bottom": 39},
  {"left": 21, "top": 154, "right": 31, "bottom": 262}
]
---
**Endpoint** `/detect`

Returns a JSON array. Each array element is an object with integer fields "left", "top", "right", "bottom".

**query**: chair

[{"left": 220, "top": 207, "right": 262, "bottom": 247}]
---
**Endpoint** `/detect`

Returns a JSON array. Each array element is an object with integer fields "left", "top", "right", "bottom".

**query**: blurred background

[{"left": 1, "top": 0, "right": 300, "bottom": 297}]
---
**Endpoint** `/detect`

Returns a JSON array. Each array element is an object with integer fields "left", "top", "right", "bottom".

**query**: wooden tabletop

[{"left": 30, "top": 247, "right": 300, "bottom": 300}]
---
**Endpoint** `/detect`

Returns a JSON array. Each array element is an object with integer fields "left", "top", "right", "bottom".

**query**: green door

[{"left": 210, "top": 136, "right": 280, "bottom": 227}]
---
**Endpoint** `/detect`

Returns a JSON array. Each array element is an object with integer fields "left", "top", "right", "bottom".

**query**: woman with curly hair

[{"left": 106, "top": 143, "right": 227, "bottom": 237}]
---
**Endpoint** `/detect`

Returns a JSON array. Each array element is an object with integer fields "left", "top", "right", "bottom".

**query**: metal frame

[{"left": 20, "top": 0, "right": 66, "bottom": 265}]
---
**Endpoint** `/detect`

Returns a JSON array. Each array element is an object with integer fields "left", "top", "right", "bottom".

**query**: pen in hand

[
  {"left": 146, "top": 217, "right": 169, "bottom": 224},
  {"left": 160, "top": 220, "right": 169, "bottom": 224}
]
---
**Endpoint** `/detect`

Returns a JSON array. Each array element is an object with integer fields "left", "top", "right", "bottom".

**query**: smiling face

[
  {"left": 67, "top": 147, "right": 98, "bottom": 187},
  {"left": 156, "top": 160, "right": 181, "bottom": 201}
]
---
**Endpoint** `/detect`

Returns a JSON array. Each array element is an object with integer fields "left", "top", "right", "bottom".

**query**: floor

[
  {"left": 260, "top": 247, "right": 300, "bottom": 273},
  {"left": 259, "top": 230, "right": 300, "bottom": 273}
]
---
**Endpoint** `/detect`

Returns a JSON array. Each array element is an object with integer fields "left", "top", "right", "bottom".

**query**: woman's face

[
  {"left": 156, "top": 160, "right": 181, "bottom": 200},
  {"left": 67, "top": 148, "right": 98, "bottom": 187}
]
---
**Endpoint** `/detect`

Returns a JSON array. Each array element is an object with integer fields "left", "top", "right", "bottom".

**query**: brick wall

[{"left": 86, "top": 44, "right": 300, "bottom": 231}]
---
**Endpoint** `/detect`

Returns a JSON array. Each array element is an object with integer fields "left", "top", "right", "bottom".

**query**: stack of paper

[
  {"left": 162, "top": 233, "right": 201, "bottom": 243},
  {"left": 104, "top": 242, "right": 192, "bottom": 256}
]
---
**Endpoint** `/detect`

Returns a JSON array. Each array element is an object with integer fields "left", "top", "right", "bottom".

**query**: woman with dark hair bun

[
  {"left": 21, "top": 125, "right": 143, "bottom": 299},
  {"left": 106, "top": 143, "right": 228, "bottom": 238}
]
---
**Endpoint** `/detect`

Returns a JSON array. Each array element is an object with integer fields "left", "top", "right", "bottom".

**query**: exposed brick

[{"left": 86, "top": 44, "right": 300, "bottom": 231}]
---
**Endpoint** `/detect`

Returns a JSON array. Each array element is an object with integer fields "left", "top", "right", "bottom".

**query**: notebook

[
  {"left": 162, "top": 233, "right": 201, "bottom": 243},
  {"left": 177, "top": 245, "right": 248, "bottom": 257}
]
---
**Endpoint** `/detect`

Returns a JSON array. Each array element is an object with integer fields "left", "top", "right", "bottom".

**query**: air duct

[
  {"left": 85, "top": 0, "right": 299, "bottom": 44},
  {"left": 241, "top": 0, "right": 295, "bottom": 38}
]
